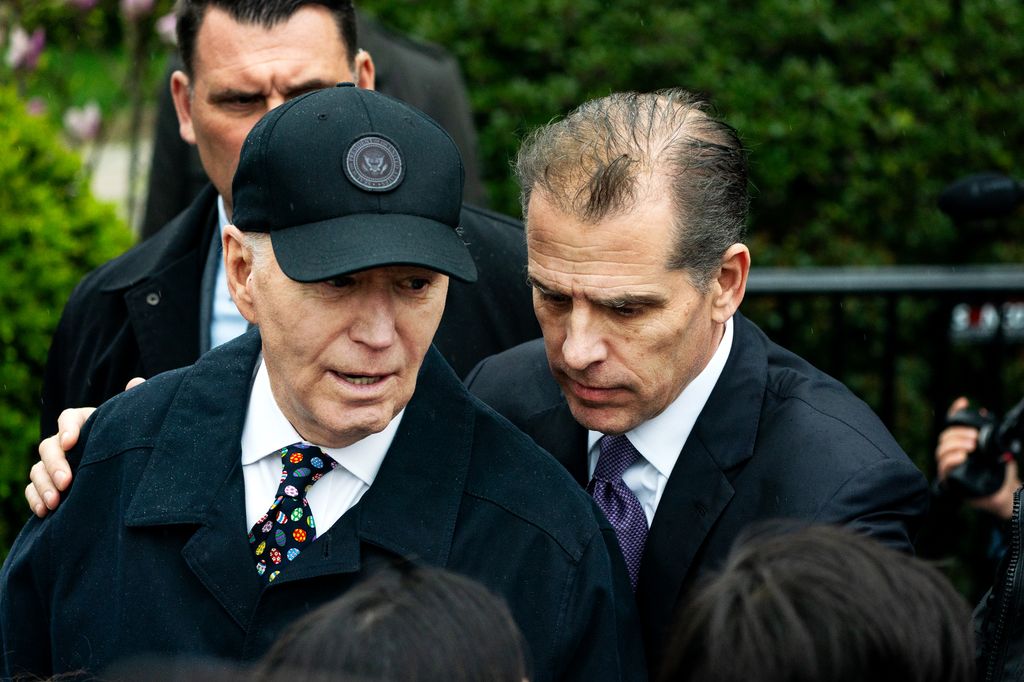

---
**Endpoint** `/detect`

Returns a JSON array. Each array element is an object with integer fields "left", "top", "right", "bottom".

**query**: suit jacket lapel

[{"left": 635, "top": 313, "right": 768, "bottom": 660}]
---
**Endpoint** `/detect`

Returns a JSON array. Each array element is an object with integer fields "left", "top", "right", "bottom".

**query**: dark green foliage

[
  {"left": 361, "top": 0, "right": 1022, "bottom": 266},
  {"left": 0, "top": 86, "right": 132, "bottom": 551}
]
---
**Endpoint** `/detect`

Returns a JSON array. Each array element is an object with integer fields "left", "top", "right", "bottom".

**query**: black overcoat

[{"left": 5, "top": 331, "right": 644, "bottom": 680}]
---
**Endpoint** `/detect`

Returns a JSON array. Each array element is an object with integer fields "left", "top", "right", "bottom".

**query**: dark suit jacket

[
  {"left": 141, "top": 11, "right": 485, "bottom": 238},
  {"left": 466, "top": 312, "right": 930, "bottom": 669},
  {"left": 6, "top": 331, "right": 644, "bottom": 680},
  {"left": 40, "top": 185, "right": 539, "bottom": 436}
]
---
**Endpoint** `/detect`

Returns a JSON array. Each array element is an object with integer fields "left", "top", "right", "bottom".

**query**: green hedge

[
  {"left": 0, "top": 86, "right": 132, "bottom": 550},
  {"left": 362, "top": 0, "right": 1022, "bottom": 265}
]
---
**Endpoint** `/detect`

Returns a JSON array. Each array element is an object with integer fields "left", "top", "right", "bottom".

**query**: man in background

[{"left": 141, "top": 8, "right": 487, "bottom": 237}]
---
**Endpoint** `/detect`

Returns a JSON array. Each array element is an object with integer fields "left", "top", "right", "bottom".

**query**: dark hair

[
  {"left": 515, "top": 89, "right": 748, "bottom": 292},
  {"left": 252, "top": 563, "right": 530, "bottom": 682},
  {"left": 657, "top": 523, "right": 974, "bottom": 682},
  {"left": 176, "top": 0, "right": 357, "bottom": 76}
]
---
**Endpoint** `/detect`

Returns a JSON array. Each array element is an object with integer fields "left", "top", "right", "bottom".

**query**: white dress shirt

[
  {"left": 587, "top": 317, "right": 734, "bottom": 526},
  {"left": 210, "top": 196, "right": 249, "bottom": 349},
  {"left": 240, "top": 358, "right": 401, "bottom": 533}
]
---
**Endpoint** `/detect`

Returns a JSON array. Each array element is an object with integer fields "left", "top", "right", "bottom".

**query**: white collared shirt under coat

[
  {"left": 587, "top": 316, "right": 735, "bottom": 526},
  {"left": 240, "top": 358, "right": 401, "bottom": 533}
]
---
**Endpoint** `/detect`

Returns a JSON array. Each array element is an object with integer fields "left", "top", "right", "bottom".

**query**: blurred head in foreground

[
  {"left": 658, "top": 523, "right": 973, "bottom": 682},
  {"left": 253, "top": 562, "right": 530, "bottom": 682}
]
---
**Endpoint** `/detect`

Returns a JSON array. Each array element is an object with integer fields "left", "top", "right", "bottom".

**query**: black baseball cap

[{"left": 231, "top": 83, "right": 477, "bottom": 283}]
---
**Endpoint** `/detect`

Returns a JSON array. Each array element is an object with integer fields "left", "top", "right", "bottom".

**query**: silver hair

[{"left": 242, "top": 231, "right": 273, "bottom": 272}]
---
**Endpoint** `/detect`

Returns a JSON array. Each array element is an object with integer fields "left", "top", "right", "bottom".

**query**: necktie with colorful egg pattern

[{"left": 248, "top": 442, "right": 338, "bottom": 584}]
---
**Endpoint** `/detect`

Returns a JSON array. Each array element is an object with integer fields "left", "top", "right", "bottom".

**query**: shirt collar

[
  {"left": 217, "top": 194, "right": 229, "bottom": 236},
  {"left": 587, "top": 316, "right": 734, "bottom": 478},
  {"left": 240, "top": 358, "right": 399, "bottom": 487}
]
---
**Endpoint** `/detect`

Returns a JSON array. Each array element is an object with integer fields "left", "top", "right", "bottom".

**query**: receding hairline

[
  {"left": 520, "top": 92, "right": 718, "bottom": 220},
  {"left": 526, "top": 161, "right": 682, "bottom": 224}
]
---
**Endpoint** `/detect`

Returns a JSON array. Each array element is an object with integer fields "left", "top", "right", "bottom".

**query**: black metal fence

[{"left": 743, "top": 264, "right": 1024, "bottom": 465}]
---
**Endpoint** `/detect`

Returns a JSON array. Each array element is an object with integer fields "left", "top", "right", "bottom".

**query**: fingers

[
  {"left": 25, "top": 479, "right": 46, "bottom": 519},
  {"left": 938, "top": 396, "right": 1017, "bottom": 518},
  {"left": 971, "top": 460, "right": 1020, "bottom": 520},
  {"left": 935, "top": 425, "right": 979, "bottom": 481},
  {"left": 51, "top": 408, "right": 96, "bottom": 488},
  {"left": 28, "top": 457, "right": 62, "bottom": 517},
  {"left": 27, "top": 406, "right": 96, "bottom": 517},
  {"left": 124, "top": 377, "right": 146, "bottom": 391},
  {"left": 947, "top": 396, "right": 969, "bottom": 417},
  {"left": 1005, "top": 459, "right": 1022, "bottom": 490}
]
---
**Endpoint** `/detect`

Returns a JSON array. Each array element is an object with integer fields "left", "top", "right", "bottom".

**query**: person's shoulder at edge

[
  {"left": 62, "top": 363, "right": 191, "bottom": 476},
  {"left": 741, "top": 316, "right": 929, "bottom": 547},
  {"left": 747, "top": 315, "right": 912, "bottom": 461},
  {"left": 460, "top": 375, "right": 603, "bottom": 557},
  {"left": 64, "top": 328, "right": 251, "bottom": 476},
  {"left": 64, "top": 184, "right": 219, "bottom": 304},
  {"left": 465, "top": 338, "right": 559, "bottom": 416}
]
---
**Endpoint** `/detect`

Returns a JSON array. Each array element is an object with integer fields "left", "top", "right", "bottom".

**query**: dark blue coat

[
  {"left": 466, "top": 312, "right": 930, "bottom": 670},
  {"left": 2, "top": 330, "right": 643, "bottom": 680}
]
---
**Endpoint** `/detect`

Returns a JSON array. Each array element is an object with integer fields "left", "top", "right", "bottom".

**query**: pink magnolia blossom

[
  {"left": 155, "top": 12, "right": 178, "bottom": 45},
  {"left": 63, "top": 102, "right": 102, "bottom": 143},
  {"left": 5, "top": 27, "right": 46, "bottom": 72},
  {"left": 26, "top": 98, "right": 47, "bottom": 117},
  {"left": 120, "top": 0, "right": 155, "bottom": 22}
]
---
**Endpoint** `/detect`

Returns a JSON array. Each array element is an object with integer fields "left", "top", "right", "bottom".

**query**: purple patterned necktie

[
  {"left": 248, "top": 442, "right": 338, "bottom": 584},
  {"left": 588, "top": 434, "right": 649, "bottom": 592}
]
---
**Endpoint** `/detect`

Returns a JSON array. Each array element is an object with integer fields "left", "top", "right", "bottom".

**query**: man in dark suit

[
  {"left": 35, "top": 0, "right": 539, "bottom": 492},
  {"left": 1, "top": 85, "right": 641, "bottom": 680},
  {"left": 465, "top": 89, "right": 929, "bottom": 672},
  {"left": 140, "top": 9, "right": 487, "bottom": 238}
]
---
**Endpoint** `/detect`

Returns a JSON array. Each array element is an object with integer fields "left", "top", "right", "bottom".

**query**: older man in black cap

[{"left": 0, "top": 85, "right": 643, "bottom": 681}]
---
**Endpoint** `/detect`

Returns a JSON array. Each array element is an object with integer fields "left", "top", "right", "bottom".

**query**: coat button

[{"left": 145, "top": 292, "right": 160, "bottom": 306}]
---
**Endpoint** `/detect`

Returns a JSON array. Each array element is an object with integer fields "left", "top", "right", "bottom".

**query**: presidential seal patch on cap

[{"left": 344, "top": 135, "right": 404, "bottom": 192}]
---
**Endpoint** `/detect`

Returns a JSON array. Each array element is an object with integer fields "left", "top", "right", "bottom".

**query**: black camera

[{"left": 943, "top": 396, "right": 1024, "bottom": 499}]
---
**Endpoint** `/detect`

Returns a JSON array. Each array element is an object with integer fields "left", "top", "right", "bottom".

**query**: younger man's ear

[{"left": 711, "top": 243, "right": 750, "bottom": 323}]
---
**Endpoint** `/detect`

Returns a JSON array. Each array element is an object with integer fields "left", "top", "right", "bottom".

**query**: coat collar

[
  {"left": 100, "top": 184, "right": 219, "bottom": 292},
  {"left": 124, "top": 325, "right": 259, "bottom": 529},
  {"left": 124, "top": 330, "right": 473, "bottom": 627},
  {"left": 686, "top": 312, "right": 765, "bottom": 474},
  {"left": 355, "top": 346, "right": 473, "bottom": 566}
]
